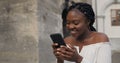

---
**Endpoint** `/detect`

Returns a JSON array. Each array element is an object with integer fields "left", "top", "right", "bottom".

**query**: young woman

[{"left": 52, "top": 2, "right": 111, "bottom": 63}]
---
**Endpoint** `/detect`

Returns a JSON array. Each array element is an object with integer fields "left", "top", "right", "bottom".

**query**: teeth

[
  {"left": 71, "top": 31, "right": 77, "bottom": 33},
  {"left": 70, "top": 29, "right": 78, "bottom": 34}
]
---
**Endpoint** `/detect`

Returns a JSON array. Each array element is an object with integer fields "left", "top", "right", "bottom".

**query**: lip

[
  {"left": 70, "top": 30, "right": 78, "bottom": 35},
  {"left": 71, "top": 31, "right": 76, "bottom": 34}
]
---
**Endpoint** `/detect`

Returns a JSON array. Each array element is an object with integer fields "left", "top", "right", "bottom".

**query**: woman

[{"left": 52, "top": 2, "right": 111, "bottom": 63}]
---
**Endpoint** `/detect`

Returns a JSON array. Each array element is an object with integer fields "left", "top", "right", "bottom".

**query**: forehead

[{"left": 66, "top": 9, "right": 86, "bottom": 21}]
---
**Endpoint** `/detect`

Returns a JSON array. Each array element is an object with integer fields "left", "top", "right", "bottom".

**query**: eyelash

[
  {"left": 66, "top": 21, "right": 80, "bottom": 25},
  {"left": 74, "top": 22, "right": 79, "bottom": 25},
  {"left": 66, "top": 22, "right": 70, "bottom": 25}
]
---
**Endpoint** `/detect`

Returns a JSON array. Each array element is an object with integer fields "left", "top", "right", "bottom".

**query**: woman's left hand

[{"left": 56, "top": 44, "right": 83, "bottom": 62}]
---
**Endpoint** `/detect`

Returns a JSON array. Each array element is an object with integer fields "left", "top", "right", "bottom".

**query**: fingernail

[
  {"left": 57, "top": 48, "right": 60, "bottom": 50},
  {"left": 60, "top": 46, "right": 64, "bottom": 47},
  {"left": 57, "top": 52, "right": 59, "bottom": 54},
  {"left": 68, "top": 44, "right": 71, "bottom": 46},
  {"left": 55, "top": 43, "right": 58, "bottom": 45}
]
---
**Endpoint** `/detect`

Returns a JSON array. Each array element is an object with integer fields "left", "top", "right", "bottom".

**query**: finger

[
  {"left": 56, "top": 47, "right": 75, "bottom": 59},
  {"left": 57, "top": 47, "right": 72, "bottom": 56},
  {"left": 53, "top": 47, "right": 62, "bottom": 54},
  {"left": 67, "top": 44, "right": 76, "bottom": 50},
  {"left": 54, "top": 51, "right": 60, "bottom": 56},
  {"left": 54, "top": 48, "right": 63, "bottom": 56},
  {"left": 54, "top": 52, "right": 62, "bottom": 59},
  {"left": 60, "top": 45, "right": 74, "bottom": 52},
  {"left": 60, "top": 53, "right": 72, "bottom": 60},
  {"left": 53, "top": 48, "right": 57, "bottom": 54},
  {"left": 56, "top": 51, "right": 71, "bottom": 59},
  {"left": 52, "top": 43, "right": 58, "bottom": 49},
  {"left": 55, "top": 49, "right": 74, "bottom": 61},
  {"left": 55, "top": 52, "right": 65, "bottom": 60},
  {"left": 61, "top": 50, "right": 73, "bottom": 56}
]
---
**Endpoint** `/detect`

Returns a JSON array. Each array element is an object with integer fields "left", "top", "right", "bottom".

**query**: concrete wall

[
  {"left": 0, "top": 0, "right": 39, "bottom": 63},
  {"left": 38, "top": 0, "right": 63, "bottom": 63}
]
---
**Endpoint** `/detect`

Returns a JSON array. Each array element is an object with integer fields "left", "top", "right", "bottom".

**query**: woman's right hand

[{"left": 52, "top": 43, "right": 64, "bottom": 62}]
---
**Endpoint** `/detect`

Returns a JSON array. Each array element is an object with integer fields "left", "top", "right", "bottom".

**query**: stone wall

[
  {"left": 0, "top": 0, "right": 39, "bottom": 63},
  {"left": 38, "top": 0, "right": 63, "bottom": 63}
]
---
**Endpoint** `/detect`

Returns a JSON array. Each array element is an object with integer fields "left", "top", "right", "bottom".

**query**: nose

[{"left": 67, "top": 23, "right": 75, "bottom": 30}]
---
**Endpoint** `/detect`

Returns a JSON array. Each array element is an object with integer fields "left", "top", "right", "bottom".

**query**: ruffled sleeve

[
  {"left": 64, "top": 42, "right": 111, "bottom": 63},
  {"left": 96, "top": 43, "right": 111, "bottom": 63},
  {"left": 81, "top": 42, "right": 111, "bottom": 63}
]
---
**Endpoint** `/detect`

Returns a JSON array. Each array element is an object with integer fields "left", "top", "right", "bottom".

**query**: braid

[{"left": 67, "top": 2, "right": 96, "bottom": 31}]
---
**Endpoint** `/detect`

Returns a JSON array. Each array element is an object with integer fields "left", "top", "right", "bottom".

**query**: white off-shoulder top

[{"left": 64, "top": 42, "right": 111, "bottom": 63}]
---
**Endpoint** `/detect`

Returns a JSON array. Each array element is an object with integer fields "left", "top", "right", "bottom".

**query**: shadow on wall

[{"left": 112, "top": 52, "right": 120, "bottom": 63}]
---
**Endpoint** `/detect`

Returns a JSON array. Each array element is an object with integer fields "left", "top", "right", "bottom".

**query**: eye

[
  {"left": 73, "top": 20, "right": 80, "bottom": 25},
  {"left": 66, "top": 21, "right": 70, "bottom": 25}
]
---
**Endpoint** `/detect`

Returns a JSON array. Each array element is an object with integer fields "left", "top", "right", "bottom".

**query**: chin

[{"left": 71, "top": 33, "right": 80, "bottom": 39}]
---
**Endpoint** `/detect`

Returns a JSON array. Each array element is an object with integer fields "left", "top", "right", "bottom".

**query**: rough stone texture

[
  {"left": 0, "top": 0, "right": 39, "bottom": 63},
  {"left": 38, "top": 0, "right": 63, "bottom": 63}
]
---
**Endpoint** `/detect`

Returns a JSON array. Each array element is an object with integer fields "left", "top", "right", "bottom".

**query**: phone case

[{"left": 50, "top": 33, "right": 66, "bottom": 48}]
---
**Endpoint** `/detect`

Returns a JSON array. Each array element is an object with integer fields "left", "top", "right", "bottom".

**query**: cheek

[
  {"left": 66, "top": 24, "right": 69, "bottom": 30},
  {"left": 66, "top": 24, "right": 69, "bottom": 28},
  {"left": 76, "top": 23, "right": 87, "bottom": 31}
]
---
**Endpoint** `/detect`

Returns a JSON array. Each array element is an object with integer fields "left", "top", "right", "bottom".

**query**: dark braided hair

[{"left": 62, "top": 2, "right": 96, "bottom": 31}]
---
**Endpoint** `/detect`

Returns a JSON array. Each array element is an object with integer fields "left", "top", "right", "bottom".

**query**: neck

[{"left": 77, "top": 29, "right": 91, "bottom": 42}]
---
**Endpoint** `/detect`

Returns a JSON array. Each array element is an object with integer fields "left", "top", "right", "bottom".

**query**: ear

[
  {"left": 85, "top": 18, "right": 90, "bottom": 25},
  {"left": 87, "top": 20, "right": 90, "bottom": 26},
  {"left": 86, "top": 21, "right": 90, "bottom": 30}
]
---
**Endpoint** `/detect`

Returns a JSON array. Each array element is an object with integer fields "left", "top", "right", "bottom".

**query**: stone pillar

[
  {"left": 38, "top": 0, "right": 63, "bottom": 63},
  {"left": 0, "top": 0, "right": 39, "bottom": 63},
  {"left": 97, "top": 16, "right": 105, "bottom": 32}
]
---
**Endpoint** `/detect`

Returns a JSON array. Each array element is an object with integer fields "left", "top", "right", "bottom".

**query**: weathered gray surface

[
  {"left": 38, "top": 0, "right": 63, "bottom": 63},
  {"left": 0, "top": 0, "right": 39, "bottom": 63}
]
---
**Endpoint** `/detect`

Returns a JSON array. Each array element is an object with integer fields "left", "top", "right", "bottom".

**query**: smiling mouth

[
  {"left": 70, "top": 31, "right": 78, "bottom": 38},
  {"left": 71, "top": 31, "right": 76, "bottom": 34},
  {"left": 70, "top": 30, "right": 78, "bottom": 34}
]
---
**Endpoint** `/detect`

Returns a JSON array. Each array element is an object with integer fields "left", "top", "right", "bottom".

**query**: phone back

[{"left": 50, "top": 33, "right": 66, "bottom": 47}]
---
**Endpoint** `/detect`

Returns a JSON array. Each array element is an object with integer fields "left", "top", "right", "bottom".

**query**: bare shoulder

[{"left": 93, "top": 32, "right": 109, "bottom": 43}]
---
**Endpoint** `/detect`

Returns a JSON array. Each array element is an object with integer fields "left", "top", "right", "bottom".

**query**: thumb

[{"left": 67, "top": 44, "right": 75, "bottom": 49}]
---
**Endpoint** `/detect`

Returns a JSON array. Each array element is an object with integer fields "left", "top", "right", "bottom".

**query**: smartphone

[{"left": 50, "top": 33, "right": 66, "bottom": 48}]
